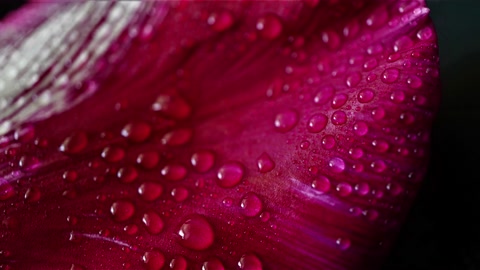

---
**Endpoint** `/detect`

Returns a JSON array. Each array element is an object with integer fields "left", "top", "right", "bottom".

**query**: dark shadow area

[{"left": 0, "top": 1, "right": 26, "bottom": 19}]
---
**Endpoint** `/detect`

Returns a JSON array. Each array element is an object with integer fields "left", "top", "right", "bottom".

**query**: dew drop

[
  {"left": 336, "top": 182, "right": 352, "bottom": 197},
  {"left": 256, "top": 14, "right": 283, "bottom": 40},
  {"left": 313, "top": 86, "right": 335, "bottom": 105},
  {"left": 240, "top": 192, "right": 263, "bottom": 217},
  {"left": 63, "top": 170, "right": 78, "bottom": 182},
  {"left": 312, "top": 176, "right": 331, "bottom": 193},
  {"left": 152, "top": 94, "right": 191, "bottom": 120},
  {"left": 161, "top": 128, "right": 192, "bottom": 146},
  {"left": 24, "top": 187, "right": 41, "bottom": 202},
  {"left": 365, "top": 6, "right": 389, "bottom": 28},
  {"left": 357, "top": 89, "right": 375, "bottom": 103},
  {"left": 217, "top": 162, "right": 244, "bottom": 188},
  {"left": 371, "top": 107, "right": 386, "bottom": 120},
  {"left": 343, "top": 20, "right": 360, "bottom": 38},
  {"left": 345, "top": 72, "right": 361, "bottom": 87},
  {"left": 121, "top": 121, "right": 151, "bottom": 142},
  {"left": 390, "top": 90, "right": 406, "bottom": 103},
  {"left": 331, "top": 94, "right": 348, "bottom": 109},
  {"left": 386, "top": 182, "right": 403, "bottom": 196},
  {"left": 353, "top": 121, "right": 369, "bottom": 136},
  {"left": 178, "top": 215, "right": 215, "bottom": 250},
  {"left": 161, "top": 164, "right": 187, "bottom": 181},
  {"left": 321, "top": 30, "right": 341, "bottom": 50},
  {"left": 363, "top": 58, "right": 378, "bottom": 71},
  {"left": 381, "top": 68, "right": 399, "bottom": 83},
  {"left": 117, "top": 166, "right": 138, "bottom": 183},
  {"left": 170, "top": 256, "right": 188, "bottom": 270},
  {"left": 191, "top": 150, "right": 215, "bottom": 173},
  {"left": 110, "top": 200, "right": 135, "bottom": 222},
  {"left": 349, "top": 147, "right": 364, "bottom": 159},
  {"left": 371, "top": 160, "right": 387, "bottom": 173},
  {"left": 238, "top": 253, "right": 263, "bottom": 270},
  {"left": 372, "top": 140, "right": 389, "bottom": 152},
  {"left": 336, "top": 238, "right": 351, "bottom": 250},
  {"left": 331, "top": 111, "right": 347, "bottom": 125},
  {"left": 364, "top": 209, "right": 379, "bottom": 221},
  {"left": 208, "top": 11, "right": 234, "bottom": 32},
  {"left": 393, "top": 36, "right": 413, "bottom": 52},
  {"left": 329, "top": 157, "right": 345, "bottom": 173},
  {"left": 257, "top": 152, "right": 275, "bottom": 173},
  {"left": 101, "top": 146, "right": 125, "bottom": 163},
  {"left": 274, "top": 109, "right": 298, "bottom": 132},
  {"left": 136, "top": 151, "right": 159, "bottom": 169},
  {"left": 321, "top": 135, "right": 336, "bottom": 149},
  {"left": 355, "top": 183, "right": 370, "bottom": 196},
  {"left": 124, "top": 224, "right": 138, "bottom": 235},
  {"left": 300, "top": 141, "right": 310, "bottom": 149},
  {"left": 171, "top": 187, "right": 189, "bottom": 202},
  {"left": 142, "top": 211, "right": 164, "bottom": 234},
  {"left": 143, "top": 251, "right": 165, "bottom": 270},
  {"left": 202, "top": 257, "right": 225, "bottom": 270},
  {"left": 406, "top": 75, "right": 423, "bottom": 89},
  {"left": 307, "top": 113, "right": 328, "bottom": 133},
  {"left": 138, "top": 182, "right": 163, "bottom": 201},
  {"left": 59, "top": 132, "right": 88, "bottom": 154},
  {"left": 18, "top": 155, "right": 40, "bottom": 171},
  {"left": 417, "top": 26, "right": 433, "bottom": 40}
]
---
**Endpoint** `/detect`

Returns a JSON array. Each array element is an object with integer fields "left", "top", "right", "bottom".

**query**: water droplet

[
  {"left": 343, "top": 20, "right": 360, "bottom": 38},
  {"left": 364, "top": 209, "right": 379, "bottom": 221},
  {"left": 240, "top": 193, "right": 263, "bottom": 217},
  {"left": 14, "top": 125, "right": 35, "bottom": 142},
  {"left": 191, "top": 150, "right": 215, "bottom": 172},
  {"left": 336, "top": 238, "right": 351, "bottom": 250},
  {"left": 238, "top": 253, "right": 262, "bottom": 270},
  {"left": 257, "top": 153, "right": 275, "bottom": 173},
  {"left": 121, "top": 122, "right": 151, "bottom": 142},
  {"left": 381, "top": 68, "right": 399, "bottom": 83},
  {"left": 161, "top": 128, "right": 192, "bottom": 146},
  {"left": 101, "top": 146, "right": 125, "bottom": 163},
  {"left": 365, "top": 7, "right": 389, "bottom": 28},
  {"left": 329, "top": 157, "right": 345, "bottom": 173},
  {"left": 314, "top": 86, "right": 335, "bottom": 105},
  {"left": 357, "top": 88, "right": 375, "bottom": 103},
  {"left": 307, "top": 113, "right": 328, "bottom": 133},
  {"left": 202, "top": 257, "right": 225, "bottom": 270},
  {"left": 124, "top": 224, "right": 138, "bottom": 235},
  {"left": 321, "top": 135, "right": 336, "bottom": 149},
  {"left": 372, "top": 140, "right": 389, "bottom": 152},
  {"left": 260, "top": 212, "right": 271, "bottom": 222},
  {"left": 336, "top": 182, "right": 352, "bottom": 197},
  {"left": 345, "top": 72, "right": 361, "bottom": 87},
  {"left": 353, "top": 121, "right": 369, "bottom": 136},
  {"left": 349, "top": 147, "right": 364, "bottom": 159},
  {"left": 331, "top": 94, "right": 348, "bottom": 109},
  {"left": 386, "top": 182, "right": 403, "bottom": 196},
  {"left": 355, "top": 183, "right": 370, "bottom": 196},
  {"left": 142, "top": 211, "right": 164, "bottom": 234},
  {"left": 117, "top": 166, "right": 138, "bottom": 183},
  {"left": 63, "top": 170, "right": 78, "bottom": 182},
  {"left": 363, "top": 58, "right": 378, "bottom": 71},
  {"left": 406, "top": 75, "right": 423, "bottom": 89},
  {"left": 143, "top": 251, "right": 165, "bottom": 270},
  {"left": 387, "top": 53, "right": 401, "bottom": 62},
  {"left": 393, "top": 36, "right": 413, "bottom": 52},
  {"left": 217, "top": 162, "right": 244, "bottom": 188},
  {"left": 138, "top": 182, "right": 163, "bottom": 201},
  {"left": 24, "top": 187, "right": 41, "bottom": 202},
  {"left": 371, "top": 160, "right": 387, "bottom": 173},
  {"left": 59, "top": 132, "right": 88, "bottom": 154},
  {"left": 366, "top": 44, "right": 384, "bottom": 55},
  {"left": 136, "top": 151, "right": 159, "bottom": 169},
  {"left": 256, "top": 14, "right": 283, "bottom": 40},
  {"left": 331, "top": 111, "right": 347, "bottom": 125},
  {"left": 208, "top": 11, "right": 234, "bottom": 32},
  {"left": 18, "top": 155, "right": 40, "bottom": 171},
  {"left": 161, "top": 164, "right": 187, "bottom": 181},
  {"left": 152, "top": 94, "right": 191, "bottom": 120},
  {"left": 312, "top": 176, "right": 331, "bottom": 193},
  {"left": 321, "top": 30, "right": 341, "bottom": 50},
  {"left": 171, "top": 187, "right": 189, "bottom": 202},
  {"left": 274, "top": 109, "right": 298, "bottom": 132},
  {"left": 371, "top": 107, "right": 386, "bottom": 120},
  {"left": 170, "top": 256, "right": 188, "bottom": 270},
  {"left": 110, "top": 200, "right": 135, "bottom": 222},
  {"left": 390, "top": 90, "right": 406, "bottom": 103},
  {"left": 178, "top": 215, "right": 214, "bottom": 250},
  {"left": 300, "top": 141, "right": 310, "bottom": 150},
  {"left": 417, "top": 26, "right": 433, "bottom": 40}
]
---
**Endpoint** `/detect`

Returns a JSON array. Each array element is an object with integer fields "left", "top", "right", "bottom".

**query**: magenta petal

[{"left": 0, "top": 1, "right": 439, "bottom": 269}]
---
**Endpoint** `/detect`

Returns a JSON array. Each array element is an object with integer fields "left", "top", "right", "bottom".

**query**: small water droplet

[
  {"left": 314, "top": 86, "right": 335, "bottom": 105},
  {"left": 371, "top": 160, "right": 387, "bottom": 173},
  {"left": 331, "top": 111, "right": 347, "bottom": 125},
  {"left": 170, "top": 256, "right": 188, "bottom": 270},
  {"left": 364, "top": 209, "right": 379, "bottom": 221},
  {"left": 178, "top": 215, "right": 214, "bottom": 250},
  {"left": 331, "top": 94, "right": 348, "bottom": 109},
  {"left": 124, "top": 224, "right": 138, "bottom": 235},
  {"left": 171, "top": 187, "right": 189, "bottom": 202},
  {"left": 363, "top": 58, "right": 378, "bottom": 71},
  {"left": 24, "top": 187, "right": 41, "bottom": 202},
  {"left": 300, "top": 141, "right": 310, "bottom": 150},
  {"left": 329, "top": 157, "right": 345, "bottom": 173},
  {"left": 138, "top": 182, "right": 163, "bottom": 201},
  {"left": 274, "top": 109, "right": 298, "bottom": 132},
  {"left": 142, "top": 211, "right": 164, "bottom": 234},
  {"left": 257, "top": 153, "right": 275, "bottom": 173},
  {"left": 336, "top": 237, "right": 351, "bottom": 250},
  {"left": 357, "top": 89, "right": 375, "bottom": 103},
  {"left": 322, "top": 30, "right": 341, "bottom": 50},
  {"left": 136, "top": 151, "right": 159, "bottom": 169},
  {"left": 381, "top": 68, "right": 400, "bottom": 83},
  {"left": 349, "top": 147, "right": 364, "bottom": 159},
  {"left": 372, "top": 140, "right": 389, "bottom": 152},
  {"left": 59, "top": 132, "right": 88, "bottom": 154},
  {"left": 390, "top": 90, "right": 406, "bottom": 103},
  {"left": 143, "top": 251, "right": 165, "bottom": 270},
  {"left": 238, "top": 253, "right": 262, "bottom": 270},
  {"left": 353, "top": 121, "right": 369, "bottom": 136},
  {"left": 386, "top": 182, "right": 403, "bottom": 196},
  {"left": 312, "top": 176, "right": 331, "bottom": 193},
  {"left": 18, "top": 155, "right": 40, "bottom": 171},
  {"left": 365, "top": 6, "right": 389, "bottom": 28},
  {"left": 240, "top": 193, "right": 263, "bottom": 217},
  {"left": 152, "top": 94, "right": 191, "bottom": 120},
  {"left": 121, "top": 122, "right": 151, "bottom": 142},
  {"left": 117, "top": 166, "right": 138, "bottom": 183},
  {"left": 101, "top": 146, "right": 125, "bottom": 163},
  {"left": 161, "top": 128, "right": 192, "bottom": 146},
  {"left": 417, "top": 26, "right": 433, "bottom": 40},
  {"left": 393, "top": 36, "right": 413, "bottom": 52},
  {"left": 371, "top": 107, "right": 386, "bottom": 120},
  {"left": 110, "top": 200, "right": 135, "bottom": 222},
  {"left": 406, "top": 75, "right": 423, "bottom": 89},
  {"left": 202, "top": 257, "right": 225, "bottom": 270},
  {"left": 355, "top": 183, "right": 370, "bottom": 196},
  {"left": 256, "top": 14, "right": 283, "bottom": 40},
  {"left": 63, "top": 170, "right": 78, "bottom": 182},
  {"left": 191, "top": 150, "right": 215, "bottom": 172},
  {"left": 345, "top": 72, "right": 361, "bottom": 87},
  {"left": 217, "top": 162, "right": 244, "bottom": 188},
  {"left": 336, "top": 182, "right": 352, "bottom": 197},
  {"left": 208, "top": 11, "right": 234, "bottom": 32},
  {"left": 307, "top": 113, "right": 328, "bottom": 133},
  {"left": 321, "top": 135, "right": 336, "bottom": 149}
]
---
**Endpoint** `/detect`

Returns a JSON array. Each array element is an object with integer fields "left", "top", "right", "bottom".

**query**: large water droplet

[
  {"left": 329, "top": 157, "right": 345, "bottom": 173},
  {"left": 136, "top": 151, "right": 159, "bottom": 169},
  {"left": 357, "top": 89, "right": 374, "bottom": 103},
  {"left": 161, "top": 164, "right": 187, "bottom": 181},
  {"left": 142, "top": 211, "right": 164, "bottom": 234},
  {"left": 336, "top": 238, "right": 351, "bottom": 250},
  {"left": 138, "top": 182, "right": 163, "bottom": 201},
  {"left": 349, "top": 147, "right": 364, "bottom": 159},
  {"left": 353, "top": 121, "right": 369, "bottom": 136},
  {"left": 101, "top": 146, "right": 125, "bottom": 163},
  {"left": 331, "top": 94, "right": 348, "bottom": 109},
  {"left": 257, "top": 153, "right": 275, "bottom": 173},
  {"left": 390, "top": 90, "right": 406, "bottom": 103},
  {"left": 406, "top": 75, "right": 423, "bottom": 89},
  {"left": 178, "top": 215, "right": 214, "bottom": 250},
  {"left": 307, "top": 113, "right": 328, "bottom": 133},
  {"left": 171, "top": 186, "right": 189, "bottom": 202},
  {"left": 274, "top": 109, "right": 298, "bottom": 132},
  {"left": 313, "top": 86, "right": 335, "bottom": 105},
  {"left": 110, "top": 200, "right": 135, "bottom": 222},
  {"left": 336, "top": 182, "right": 352, "bottom": 197},
  {"left": 381, "top": 68, "right": 399, "bottom": 83},
  {"left": 161, "top": 128, "right": 192, "bottom": 146},
  {"left": 117, "top": 166, "right": 138, "bottom": 183},
  {"left": 217, "top": 162, "right": 244, "bottom": 188},
  {"left": 345, "top": 72, "right": 361, "bottom": 87},
  {"left": 152, "top": 94, "right": 191, "bottom": 120},
  {"left": 202, "top": 257, "right": 225, "bottom": 270},
  {"left": 191, "top": 150, "right": 215, "bottom": 173},
  {"left": 238, "top": 253, "right": 263, "bottom": 270},
  {"left": 170, "top": 256, "right": 188, "bottom": 270},
  {"left": 312, "top": 176, "right": 331, "bottom": 193},
  {"left": 240, "top": 193, "right": 263, "bottom": 217},
  {"left": 355, "top": 183, "right": 370, "bottom": 196},
  {"left": 256, "top": 14, "right": 283, "bottom": 40},
  {"left": 331, "top": 111, "right": 347, "bottom": 125},
  {"left": 143, "top": 251, "right": 165, "bottom": 270},
  {"left": 121, "top": 121, "right": 151, "bottom": 142},
  {"left": 321, "top": 135, "right": 336, "bottom": 149},
  {"left": 417, "top": 26, "right": 433, "bottom": 40},
  {"left": 59, "top": 132, "right": 88, "bottom": 154}
]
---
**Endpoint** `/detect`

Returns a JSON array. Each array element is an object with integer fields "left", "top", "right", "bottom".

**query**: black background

[{"left": 1, "top": 1, "right": 479, "bottom": 269}]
